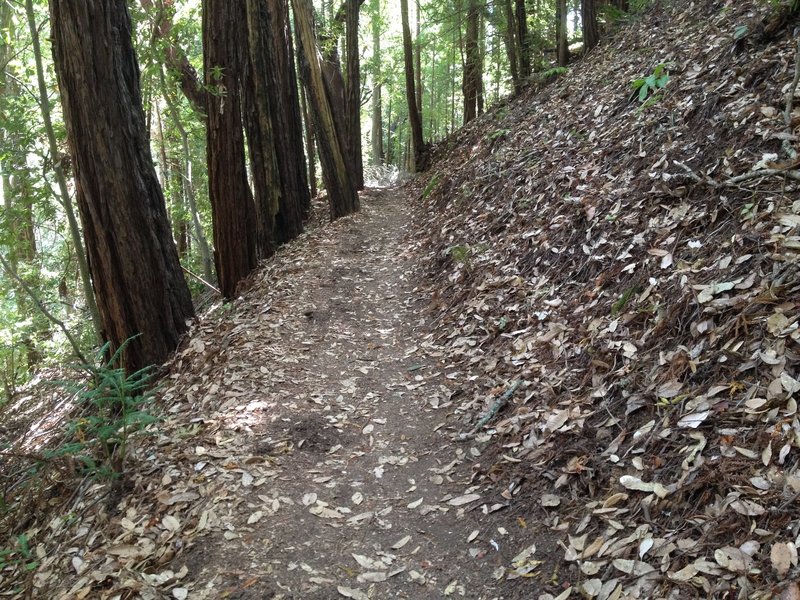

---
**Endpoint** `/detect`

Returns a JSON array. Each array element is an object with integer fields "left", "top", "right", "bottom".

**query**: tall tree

[
  {"left": 158, "top": 67, "right": 214, "bottom": 282},
  {"left": 2, "top": 1, "right": 46, "bottom": 368},
  {"left": 400, "top": 0, "right": 426, "bottom": 171},
  {"left": 49, "top": 0, "right": 194, "bottom": 373},
  {"left": 556, "top": 0, "right": 569, "bottom": 67},
  {"left": 462, "top": 0, "right": 480, "bottom": 124},
  {"left": 582, "top": 0, "right": 599, "bottom": 52},
  {"left": 345, "top": 0, "right": 364, "bottom": 189},
  {"left": 25, "top": 0, "right": 101, "bottom": 345},
  {"left": 292, "top": 0, "right": 359, "bottom": 219},
  {"left": 415, "top": 0, "right": 423, "bottom": 115},
  {"left": 139, "top": 0, "right": 206, "bottom": 115},
  {"left": 299, "top": 79, "right": 318, "bottom": 197},
  {"left": 495, "top": 0, "right": 522, "bottom": 94},
  {"left": 204, "top": 0, "right": 258, "bottom": 298},
  {"left": 370, "top": 0, "right": 383, "bottom": 165},
  {"left": 515, "top": 0, "right": 531, "bottom": 79},
  {"left": 244, "top": 0, "right": 310, "bottom": 251}
]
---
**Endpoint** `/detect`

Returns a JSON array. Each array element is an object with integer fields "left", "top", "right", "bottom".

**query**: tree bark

[
  {"left": 556, "top": 0, "right": 569, "bottom": 67},
  {"left": 26, "top": 0, "right": 102, "bottom": 347},
  {"left": 370, "top": 0, "right": 383, "bottom": 165},
  {"left": 345, "top": 0, "right": 364, "bottom": 189},
  {"left": 515, "top": 0, "right": 531, "bottom": 78},
  {"left": 582, "top": 0, "right": 599, "bottom": 52},
  {"left": 243, "top": 0, "right": 284, "bottom": 258},
  {"left": 50, "top": 0, "right": 194, "bottom": 373},
  {"left": 292, "top": 0, "right": 359, "bottom": 220},
  {"left": 299, "top": 80, "right": 318, "bottom": 198},
  {"left": 203, "top": 0, "right": 258, "bottom": 298},
  {"left": 462, "top": 0, "right": 480, "bottom": 124},
  {"left": 400, "top": 0, "right": 425, "bottom": 172},
  {"left": 499, "top": 0, "right": 522, "bottom": 94},
  {"left": 244, "top": 0, "right": 310, "bottom": 253}
]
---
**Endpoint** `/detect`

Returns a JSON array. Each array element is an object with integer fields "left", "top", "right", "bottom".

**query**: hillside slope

[{"left": 412, "top": 1, "right": 800, "bottom": 598}]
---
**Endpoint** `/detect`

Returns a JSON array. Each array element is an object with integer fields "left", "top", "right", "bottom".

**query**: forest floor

[
  {"left": 5, "top": 3, "right": 800, "bottom": 598},
  {"left": 15, "top": 189, "right": 557, "bottom": 600},
  {"left": 157, "top": 188, "right": 555, "bottom": 600}
]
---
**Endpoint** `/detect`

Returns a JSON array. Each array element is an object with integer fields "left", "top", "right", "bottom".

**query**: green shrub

[
  {"left": 48, "top": 337, "right": 159, "bottom": 479},
  {"left": 632, "top": 64, "right": 670, "bottom": 102}
]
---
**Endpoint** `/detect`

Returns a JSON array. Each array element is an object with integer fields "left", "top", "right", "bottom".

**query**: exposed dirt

[
  {"left": 168, "top": 189, "right": 562, "bottom": 599},
  {"left": 5, "top": 2, "right": 799, "bottom": 598},
  {"left": 10, "top": 190, "right": 562, "bottom": 599}
]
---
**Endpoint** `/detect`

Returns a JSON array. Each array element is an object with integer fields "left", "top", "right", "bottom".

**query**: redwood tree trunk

[
  {"left": 370, "top": 0, "right": 383, "bottom": 165},
  {"left": 49, "top": 0, "right": 194, "bottom": 373},
  {"left": 462, "top": 0, "right": 480, "bottom": 124},
  {"left": 292, "top": 0, "right": 358, "bottom": 220},
  {"left": 204, "top": 0, "right": 258, "bottom": 298},
  {"left": 500, "top": 0, "right": 522, "bottom": 94},
  {"left": 244, "top": 0, "right": 310, "bottom": 253},
  {"left": 556, "top": 0, "right": 569, "bottom": 67},
  {"left": 400, "top": 0, "right": 425, "bottom": 172},
  {"left": 345, "top": 0, "right": 364, "bottom": 189},
  {"left": 515, "top": 0, "right": 531, "bottom": 78},
  {"left": 582, "top": 0, "right": 599, "bottom": 52}
]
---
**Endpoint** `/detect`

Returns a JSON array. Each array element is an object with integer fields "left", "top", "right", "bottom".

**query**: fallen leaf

[
  {"left": 771, "top": 542, "right": 794, "bottom": 577},
  {"left": 448, "top": 493, "right": 481, "bottom": 506},
  {"left": 407, "top": 497, "right": 424, "bottom": 509},
  {"left": 392, "top": 535, "right": 412, "bottom": 550},
  {"left": 337, "top": 586, "right": 368, "bottom": 600}
]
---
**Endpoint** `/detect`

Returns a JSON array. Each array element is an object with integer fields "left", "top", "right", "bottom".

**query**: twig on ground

[
  {"left": 673, "top": 160, "right": 800, "bottom": 189},
  {"left": 458, "top": 380, "right": 523, "bottom": 441}
]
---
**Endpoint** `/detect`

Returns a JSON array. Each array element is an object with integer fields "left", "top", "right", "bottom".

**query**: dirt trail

[{"left": 157, "top": 190, "right": 540, "bottom": 600}]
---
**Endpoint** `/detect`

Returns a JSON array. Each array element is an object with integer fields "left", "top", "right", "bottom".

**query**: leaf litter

[
  {"left": 409, "top": 0, "right": 800, "bottom": 598},
  {"left": 1, "top": 1, "right": 799, "bottom": 598},
  {"left": 1, "top": 190, "right": 528, "bottom": 599}
]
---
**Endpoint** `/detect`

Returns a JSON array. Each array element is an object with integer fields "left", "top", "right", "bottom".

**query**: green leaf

[
  {"left": 639, "top": 84, "right": 649, "bottom": 102},
  {"left": 17, "top": 534, "right": 30, "bottom": 558},
  {"left": 733, "top": 25, "right": 748, "bottom": 40}
]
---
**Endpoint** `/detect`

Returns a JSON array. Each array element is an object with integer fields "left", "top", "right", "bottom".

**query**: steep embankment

[{"left": 412, "top": 1, "right": 800, "bottom": 598}]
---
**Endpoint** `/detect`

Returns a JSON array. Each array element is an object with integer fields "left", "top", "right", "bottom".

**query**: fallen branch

[
  {"left": 673, "top": 160, "right": 800, "bottom": 189},
  {"left": 182, "top": 266, "right": 220, "bottom": 295},
  {"left": 458, "top": 380, "right": 523, "bottom": 441}
]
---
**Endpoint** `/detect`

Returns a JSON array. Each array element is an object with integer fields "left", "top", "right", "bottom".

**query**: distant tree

[
  {"left": 370, "top": 0, "right": 384, "bottom": 165},
  {"left": 582, "top": 0, "right": 599, "bottom": 52},
  {"left": 345, "top": 0, "right": 365, "bottom": 189},
  {"left": 400, "top": 0, "right": 426, "bottom": 171},
  {"left": 244, "top": 0, "right": 310, "bottom": 255},
  {"left": 462, "top": 0, "right": 480, "bottom": 124},
  {"left": 139, "top": 0, "right": 206, "bottom": 114},
  {"left": 556, "top": 0, "right": 569, "bottom": 67},
  {"left": 292, "top": 0, "right": 359, "bottom": 219},
  {"left": 515, "top": 0, "right": 531, "bottom": 79},
  {"left": 203, "top": 0, "right": 258, "bottom": 298},
  {"left": 139, "top": 0, "right": 214, "bottom": 282},
  {"left": 49, "top": 0, "right": 194, "bottom": 373}
]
